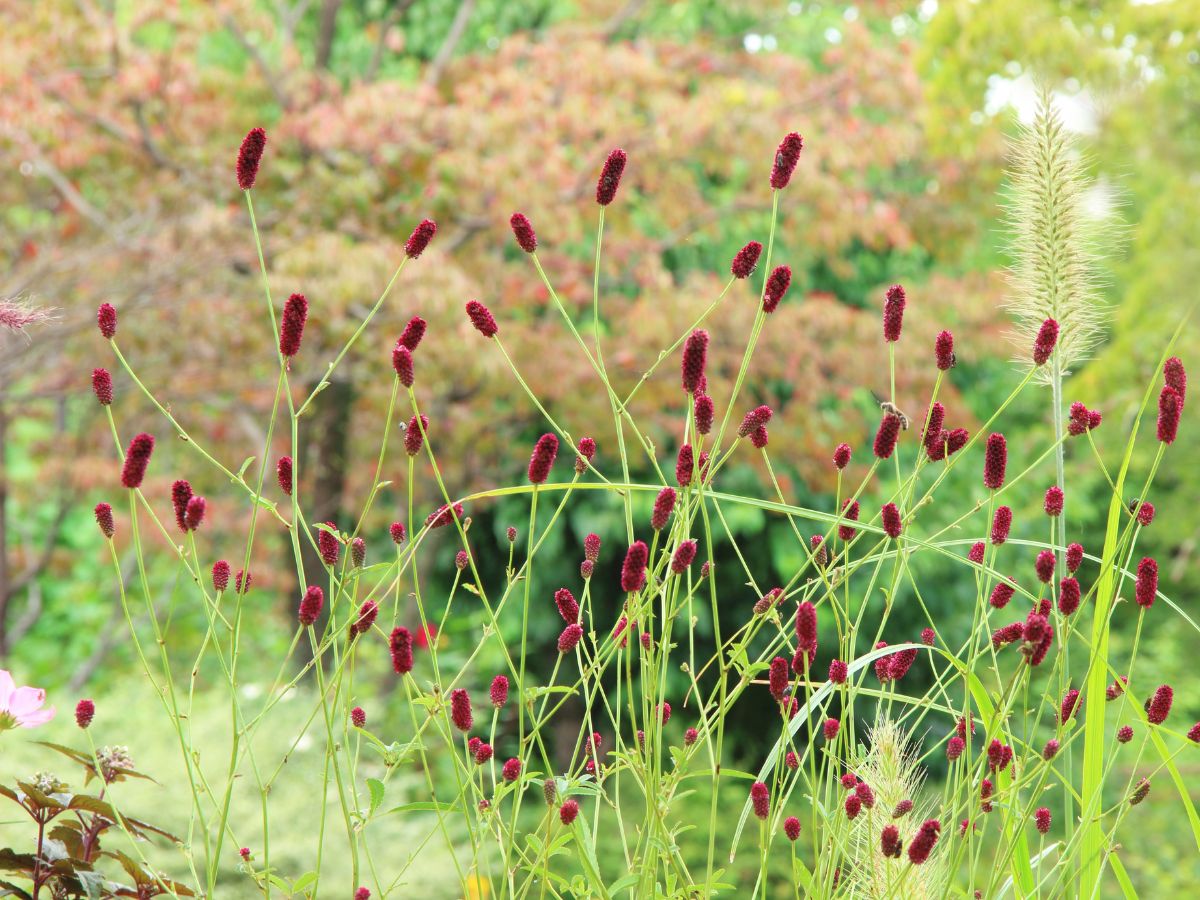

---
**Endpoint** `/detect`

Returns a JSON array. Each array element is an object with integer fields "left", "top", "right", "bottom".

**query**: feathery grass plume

[
  {"left": 1004, "top": 89, "right": 1108, "bottom": 382},
  {"left": 843, "top": 717, "right": 946, "bottom": 895}
]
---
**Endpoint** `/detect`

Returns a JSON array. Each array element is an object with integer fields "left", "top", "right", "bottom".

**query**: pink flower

[{"left": 0, "top": 670, "right": 55, "bottom": 730}]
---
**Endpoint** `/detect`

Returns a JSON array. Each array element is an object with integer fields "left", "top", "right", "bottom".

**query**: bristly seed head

[
  {"left": 731, "top": 241, "right": 763, "bottom": 278},
  {"left": 595, "top": 148, "right": 628, "bottom": 205},
  {"left": 236, "top": 127, "right": 266, "bottom": 190},
  {"left": 509, "top": 212, "right": 537, "bottom": 253},
  {"left": 404, "top": 219, "right": 437, "bottom": 258}
]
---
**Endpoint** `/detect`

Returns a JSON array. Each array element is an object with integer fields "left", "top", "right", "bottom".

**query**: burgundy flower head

[
  {"left": 389, "top": 522, "right": 407, "bottom": 545},
  {"left": 1058, "top": 577, "right": 1081, "bottom": 616},
  {"left": 769, "top": 132, "right": 803, "bottom": 189},
  {"left": 560, "top": 798, "right": 579, "bottom": 825},
  {"left": 1060, "top": 687, "right": 1080, "bottom": 724},
  {"left": 170, "top": 480, "right": 193, "bottom": 532},
  {"left": 1117, "top": 725, "right": 1133, "bottom": 744},
  {"left": 1106, "top": 676, "right": 1128, "bottom": 701},
  {"left": 390, "top": 627, "right": 414, "bottom": 674},
  {"left": 236, "top": 127, "right": 266, "bottom": 190},
  {"left": 185, "top": 496, "right": 206, "bottom": 532},
  {"left": 92, "top": 368, "right": 113, "bottom": 406},
  {"left": 828, "top": 659, "right": 848, "bottom": 684},
  {"left": 738, "top": 405, "right": 773, "bottom": 438},
  {"left": 681, "top": 329, "right": 708, "bottom": 394},
  {"left": 838, "top": 498, "right": 860, "bottom": 541},
  {"left": 350, "top": 602, "right": 376, "bottom": 638},
  {"left": 935, "top": 330, "right": 955, "bottom": 370},
  {"left": 991, "top": 621, "right": 1024, "bottom": 649},
  {"left": 881, "top": 824, "right": 902, "bottom": 858},
  {"left": 968, "top": 541, "right": 985, "bottom": 564},
  {"left": 845, "top": 794, "right": 862, "bottom": 820},
  {"left": 392, "top": 344, "right": 414, "bottom": 387},
  {"left": 97, "top": 303, "right": 117, "bottom": 339},
  {"left": 921, "top": 627, "right": 936, "bottom": 646},
  {"left": 1164, "top": 356, "right": 1187, "bottom": 405},
  {"left": 874, "top": 413, "right": 901, "bottom": 459},
  {"left": 575, "top": 436, "right": 597, "bottom": 474},
  {"left": 1032, "top": 317, "right": 1060, "bottom": 365},
  {"left": 502, "top": 757, "right": 522, "bottom": 782},
  {"left": 811, "top": 534, "right": 828, "bottom": 567},
  {"left": 555, "top": 588, "right": 579, "bottom": 624},
  {"left": 991, "top": 506, "right": 1013, "bottom": 545},
  {"left": 882, "top": 284, "right": 906, "bottom": 342},
  {"left": 1044, "top": 486, "right": 1064, "bottom": 517},
  {"left": 236, "top": 571, "right": 253, "bottom": 595},
  {"left": 946, "top": 736, "right": 964, "bottom": 761},
  {"left": 1157, "top": 385, "right": 1181, "bottom": 444},
  {"left": 1146, "top": 684, "right": 1173, "bottom": 724},
  {"left": 425, "top": 502, "right": 464, "bottom": 529},
  {"left": 404, "top": 219, "right": 437, "bottom": 258},
  {"left": 298, "top": 586, "right": 324, "bottom": 626},
  {"left": 453, "top": 548, "right": 466, "bottom": 571},
  {"left": 277, "top": 456, "right": 293, "bottom": 496},
  {"left": 693, "top": 395, "right": 714, "bottom": 436},
  {"left": 749, "top": 425, "right": 769, "bottom": 449},
  {"left": 881, "top": 502, "right": 902, "bottom": 538},
  {"left": 1043, "top": 738, "right": 1059, "bottom": 760},
  {"left": 449, "top": 689, "right": 473, "bottom": 732},
  {"left": 833, "top": 443, "right": 852, "bottom": 470},
  {"left": 1035, "top": 807, "right": 1051, "bottom": 834},
  {"left": 620, "top": 541, "right": 648, "bottom": 592},
  {"left": 465, "top": 300, "right": 498, "bottom": 338},
  {"left": 1187, "top": 722, "right": 1200, "bottom": 743},
  {"left": 1135, "top": 557, "right": 1157, "bottom": 608},
  {"left": 794, "top": 601, "right": 818, "bottom": 668},
  {"left": 907, "top": 819, "right": 941, "bottom": 864},
  {"left": 279, "top": 292, "right": 308, "bottom": 357},
  {"left": 1130, "top": 778, "right": 1150, "bottom": 806},
  {"left": 318, "top": 524, "right": 340, "bottom": 567},
  {"left": 528, "top": 433, "right": 559, "bottom": 484},
  {"left": 595, "top": 148, "right": 628, "bottom": 205},
  {"left": 1035, "top": 549, "right": 1056, "bottom": 584},
  {"left": 750, "top": 781, "right": 770, "bottom": 819},
  {"left": 676, "top": 443, "right": 695, "bottom": 487},
  {"left": 1066, "top": 542, "right": 1084, "bottom": 573},
  {"left": 212, "top": 560, "right": 230, "bottom": 592},
  {"left": 671, "top": 540, "right": 697, "bottom": 574},
  {"left": 762, "top": 265, "right": 791, "bottom": 313},
  {"left": 94, "top": 502, "right": 115, "bottom": 538},
  {"left": 509, "top": 212, "right": 537, "bottom": 253},
  {"left": 489, "top": 675, "right": 508, "bottom": 708},
  {"left": 685, "top": 727, "right": 699, "bottom": 747},
  {"left": 922, "top": 402, "right": 946, "bottom": 448},
  {"left": 893, "top": 798, "right": 913, "bottom": 818},
  {"left": 558, "top": 623, "right": 584, "bottom": 654},
  {"left": 398, "top": 316, "right": 427, "bottom": 351},
  {"left": 824, "top": 718, "right": 840, "bottom": 740},
  {"left": 983, "top": 432, "right": 1007, "bottom": 490},
  {"left": 989, "top": 581, "right": 1015, "bottom": 609},
  {"left": 351, "top": 707, "right": 366, "bottom": 728},
  {"left": 784, "top": 816, "right": 802, "bottom": 842},
  {"left": 1135, "top": 500, "right": 1155, "bottom": 526},
  {"left": 120, "top": 433, "right": 155, "bottom": 489},
  {"left": 405, "top": 414, "right": 429, "bottom": 457},
  {"left": 584, "top": 533, "right": 601, "bottom": 563},
  {"left": 475, "top": 743, "right": 494, "bottom": 765},
  {"left": 731, "top": 241, "right": 763, "bottom": 278},
  {"left": 75, "top": 699, "right": 95, "bottom": 729}
]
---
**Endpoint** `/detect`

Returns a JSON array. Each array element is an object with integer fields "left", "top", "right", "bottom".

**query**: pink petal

[
  {"left": 0, "top": 670, "right": 14, "bottom": 708},
  {"left": 17, "top": 706, "right": 55, "bottom": 728},
  {"left": 7, "top": 686, "right": 47, "bottom": 718}
]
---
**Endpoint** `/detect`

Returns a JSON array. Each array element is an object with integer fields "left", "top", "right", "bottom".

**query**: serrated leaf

[{"left": 366, "top": 778, "right": 385, "bottom": 817}]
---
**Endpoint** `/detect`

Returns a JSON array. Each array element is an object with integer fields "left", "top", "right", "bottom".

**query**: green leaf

[
  {"left": 291, "top": 871, "right": 319, "bottom": 895},
  {"left": 235, "top": 456, "right": 256, "bottom": 479},
  {"left": 366, "top": 778, "right": 385, "bottom": 817},
  {"left": 384, "top": 800, "right": 460, "bottom": 815}
]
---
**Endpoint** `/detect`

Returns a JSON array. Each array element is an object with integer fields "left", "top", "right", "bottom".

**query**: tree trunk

[{"left": 315, "top": 0, "right": 343, "bottom": 71}]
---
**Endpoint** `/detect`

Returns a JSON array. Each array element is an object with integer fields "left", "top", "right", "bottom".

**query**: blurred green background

[{"left": 1, "top": 0, "right": 1197, "bottom": 895}]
